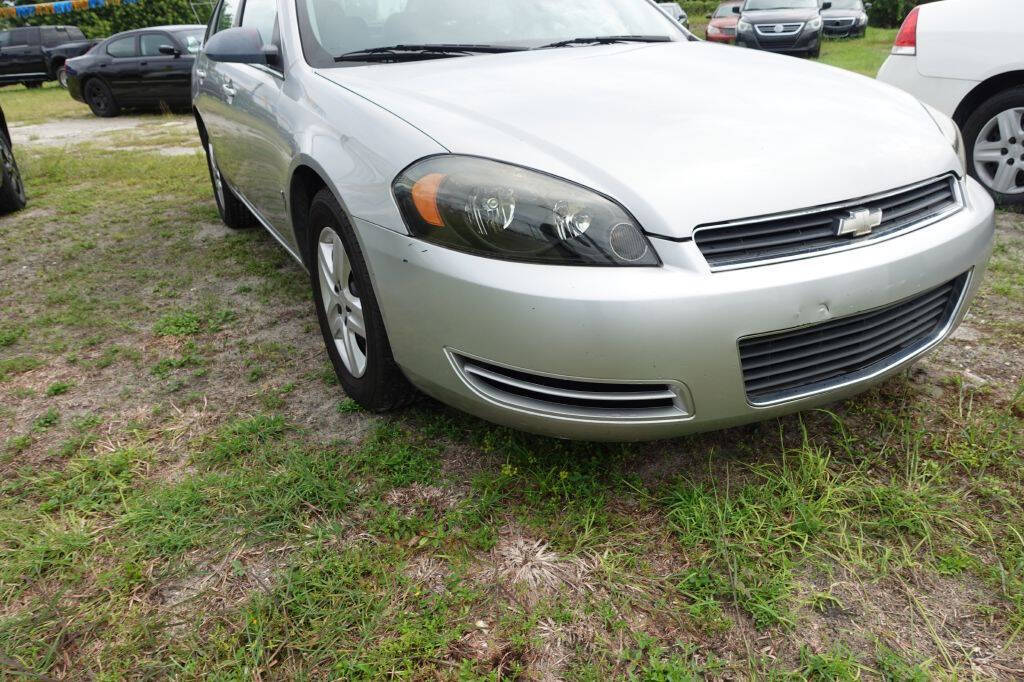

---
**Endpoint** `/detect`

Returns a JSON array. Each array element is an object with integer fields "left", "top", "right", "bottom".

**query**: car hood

[
  {"left": 740, "top": 8, "right": 820, "bottom": 22},
  {"left": 821, "top": 8, "right": 864, "bottom": 18},
  {"left": 317, "top": 42, "right": 958, "bottom": 239}
]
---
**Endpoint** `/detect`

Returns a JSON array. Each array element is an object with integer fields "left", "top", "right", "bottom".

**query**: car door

[
  {"left": 0, "top": 28, "right": 44, "bottom": 81},
  {"left": 200, "top": 0, "right": 292, "bottom": 243},
  {"left": 101, "top": 35, "right": 142, "bottom": 101},
  {"left": 138, "top": 32, "right": 186, "bottom": 107}
]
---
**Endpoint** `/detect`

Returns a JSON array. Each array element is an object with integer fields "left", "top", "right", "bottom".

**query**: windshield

[
  {"left": 713, "top": 4, "right": 740, "bottom": 17},
  {"left": 175, "top": 29, "right": 205, "bottom": 54},
  {"left": 297, "top": 0, "right": 681, "bottom": 67},
  {"left": 743, "top": 0, "right": 818, "bottom": 9},
  {"left": 824, "top": 0, "right": 863, "bottom": 8}
]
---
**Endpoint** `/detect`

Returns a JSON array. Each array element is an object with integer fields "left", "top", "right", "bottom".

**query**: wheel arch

[
  {"left": 289, "top": 163, "right": 331, "bottom": 269},
  {"left": 953, "top": 70, "right": 1024, "bottom": 127}
]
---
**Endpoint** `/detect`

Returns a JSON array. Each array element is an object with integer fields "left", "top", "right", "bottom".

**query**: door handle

[
  {"left": 222, "top": 79, "right": 236, "bottom": 103},
  {"left": 195, "top": 67, "right": 206, "bottom": 85}
]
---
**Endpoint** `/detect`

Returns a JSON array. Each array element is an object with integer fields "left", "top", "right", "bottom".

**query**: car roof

[{"left": 106, "top": 25, "right": 205, "bottom": 40}]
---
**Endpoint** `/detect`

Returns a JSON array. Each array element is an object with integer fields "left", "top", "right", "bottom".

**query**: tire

[
  {"left": 0, "top": 134, "right": 26, "bottom": 214},
  {"left": 56, "top": 65, "right": 68, "bottom": 89},
  {"left": 23, "top": 81, "right": 42, "bottom": 89},
  {"left": 808, "top": 44, "right": 821, "bottom": 59},
  {"left": 203, "top": 140, "right": 256, "bottom": 229},
  {"left": 308, "top": 189, "right": 415, "bottom": 411},
  {"left": 84, "top": 78, "right": 119, "bottom": 117},
  {"left": 962, "top": 87, "right": 1024, "bottom": 206}
]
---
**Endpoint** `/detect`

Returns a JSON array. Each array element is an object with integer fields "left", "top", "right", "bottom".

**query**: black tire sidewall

[
  {"left": 85, "top": 79, "right": 117, "bottom": 117},
  {"left": 0, "top": 136, "right": 26, "bottom": 214},
  {"left": 307, "top": 190, "right": 409, "bottom": 410},
  {"left": 963, "top": 87, "right": 1024, "bottom": 206}
]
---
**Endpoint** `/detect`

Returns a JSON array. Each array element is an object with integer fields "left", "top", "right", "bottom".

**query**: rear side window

[
  {"left": 0, "top": 28, "right": 31, "bottom": 47},
  {"left": 106, "top": 36, "right": 137, "bottom": 58},
  {"left": 68, "top": 28, "right": 86, "bottom": 41}
]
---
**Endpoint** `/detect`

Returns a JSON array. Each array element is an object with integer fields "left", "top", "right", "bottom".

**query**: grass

[{"left": 0, "top": 36, "right": 1023, "bottom": 680}]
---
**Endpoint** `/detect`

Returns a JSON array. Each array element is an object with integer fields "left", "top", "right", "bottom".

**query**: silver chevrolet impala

[{"left": 193, "top": 0, "right": 995, "bottom": 441}]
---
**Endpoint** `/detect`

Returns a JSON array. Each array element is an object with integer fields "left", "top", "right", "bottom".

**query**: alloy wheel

[
  {"left": 86, "top": 82, "right": 108, "bottom": 114},
  {"left": 57, "top": 67, "right": 68, "bottom": 89},
  {"left": 1, "top": 141, "right": 25, "bottom": 204},
  {"left": 973, "top": 107, "right": 1024, "bottom": 195},
  {"left": 317, "top": 227, "right": 368, "bottom": 378}
]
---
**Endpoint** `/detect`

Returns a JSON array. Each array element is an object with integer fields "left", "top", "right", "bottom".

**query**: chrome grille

[
  {"left": 754, "top": 22, "right": 804, "bottom": 36},
  {"left": 693, "top": 175, "right": 962, "bottom": 270},
  {"left": 825, "top": 18, "right": 856, "bottom": 26},
  {"left": 739, "top": 274, "right": 968, "bottom": 404},
  {"left": 451, "top": 354, "right": 690, "bottom": 421}
]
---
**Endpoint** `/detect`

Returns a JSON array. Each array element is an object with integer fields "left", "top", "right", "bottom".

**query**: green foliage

[
  {"left": 1, "top": 0, "right": 213, "bottom": 40},
  {"left": 867, "top": 0, "right": 940, "bottom": 29}
]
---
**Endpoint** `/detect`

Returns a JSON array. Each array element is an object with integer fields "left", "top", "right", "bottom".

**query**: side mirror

[
  {"left": 864, "top": 2, "right": 872, "bottom": 8},
  {"left": 732, "top": 5, "right": 740, "bottom": 13},
  {"left": 204, "top": 26, "right": 267, "bottom": 65},
  {"left": 706, "top": 13, "right": 712, "bottom": 18},
  {"left": 158, "top": 45, "right": 181, "bottom": 57},
  {"left": 821, "top": 1, "right": 831, "bottom": 8}
]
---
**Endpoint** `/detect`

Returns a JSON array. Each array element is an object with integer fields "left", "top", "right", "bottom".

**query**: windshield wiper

[
  {"left": 536, "top": 35, "right": 672, "bottom": 49},
  {"left": 335, "top": 44, "right": 527, "bottom": 62}
]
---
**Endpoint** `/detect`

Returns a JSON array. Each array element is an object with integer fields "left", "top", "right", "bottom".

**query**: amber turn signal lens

[{"left": 411, "top": 173, "right": 447, "bottom": 227}]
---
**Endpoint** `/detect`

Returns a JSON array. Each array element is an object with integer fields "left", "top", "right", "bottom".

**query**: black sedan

[{"left": 66, "top": 25, "right": 204, "bottom": 117}]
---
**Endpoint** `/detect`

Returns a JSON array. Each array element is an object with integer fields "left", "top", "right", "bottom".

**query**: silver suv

[{"left": 194, "top": 0, "right": 994, "bottom": 441}]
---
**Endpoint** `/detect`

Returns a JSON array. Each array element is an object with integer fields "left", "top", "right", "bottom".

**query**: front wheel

[
  {"left": 0, "top": 135, "right": 26, "bottom": 214},
  {"left": 808, "top": 44, "right": 821, "bottom": 58},
  {"left": 963, "top": 88, "right": 1024, "bottom": 206},
  {"left": 308, "top": 189, "right": 415, "bottom": 411}
]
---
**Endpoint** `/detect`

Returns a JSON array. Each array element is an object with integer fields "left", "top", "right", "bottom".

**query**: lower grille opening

[
  {"left": 452, "top": 355, "right": 690, "bottom": 421},
  {"left": 739, "top": 273, "right": 969, "bottom": 404}
]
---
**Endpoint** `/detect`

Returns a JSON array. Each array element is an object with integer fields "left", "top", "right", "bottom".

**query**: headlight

[
  {"left": 393, "top": 156, "right": 660, "bottom": 266},
  {"left": 921, "top": 103, "right": 967, "bottom": 174},
  {"left": 737, "top": 19, "right": 752, "bottom": 31},
  {"left": 707, "top": 24, "right": 721, "bottom": 35},
  {"left": 857, "top": 13, "right": 868, "bottom": 25},
  {"left": 807, "top": 16, "right": 822, "bottom": 30}
]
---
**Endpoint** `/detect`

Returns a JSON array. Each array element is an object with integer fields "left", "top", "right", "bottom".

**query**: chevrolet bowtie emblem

[{"left": 836, "top": 208, "right": 882, "bottom": 237}]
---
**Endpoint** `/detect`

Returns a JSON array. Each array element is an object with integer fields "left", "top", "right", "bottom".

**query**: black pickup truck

[{"left": 0, "top": 26, "right": 99, "bottom": 88}]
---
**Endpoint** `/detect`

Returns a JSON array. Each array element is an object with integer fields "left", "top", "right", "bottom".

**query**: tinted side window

[
  {"left": 140, "top": 33, "right": 173, "bottom": 57},
  {"left": 43, "top": 28, "right": 67, "bottom": 47},
  {"left": 106, "top": 36, "right": 137, "bottom": 58},
  {"left": 68, "top": 28, "right": 86, "bottom": 41},
  {"left": 241, "top": 0, "right": 278, "bottom": 45},
  {"left": 213, "top": 0, "right": 244, "bottom": 34},
  {"left": 3, "top": 28, "right": 31, "bottom": 47}
]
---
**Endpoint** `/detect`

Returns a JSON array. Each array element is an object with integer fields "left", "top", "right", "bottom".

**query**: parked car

[
  {"left": 877, "top": 0, "right": 1024, "bottom": 205},
  {"left": 0, "top": 25, "right": 94, "bottom": 88},
  {"left": 820, "top": 0, "right": 869, "bottom": 38},
  {"left": 66, "top": 25, "right": 205, "bottom": 117},
  {"left": 734, "top": 0, "right": 828, "bottom": 58},
  {"left": 0, "top": 103, "right": 26, "bottom": 214},
  {"left": 195, "top": 0, "right": 993, "bottom": 441},
  {"left": 706, "top": 1, "right": 742, "bottom": 43},
  {"left": 658, "top": 2, "right": 689, "bottom": 29}
]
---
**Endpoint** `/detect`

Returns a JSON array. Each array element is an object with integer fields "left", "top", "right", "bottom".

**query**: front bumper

[
  {"left": 737, "top": 28, "right": 820, "bottom": 53},
  {"left": 705, "top": 31, "right": 736, "bottom": 44},
  {"left": 823, "top": 23, "right": 866, "bottom": 38},
  {"left": 359, "top": 177, "right": 994, "bottom": 441}
]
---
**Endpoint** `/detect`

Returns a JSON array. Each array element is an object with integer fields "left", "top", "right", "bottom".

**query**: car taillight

[{"left": 892, "top": 6, "right": 919, "bottom": 55}]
